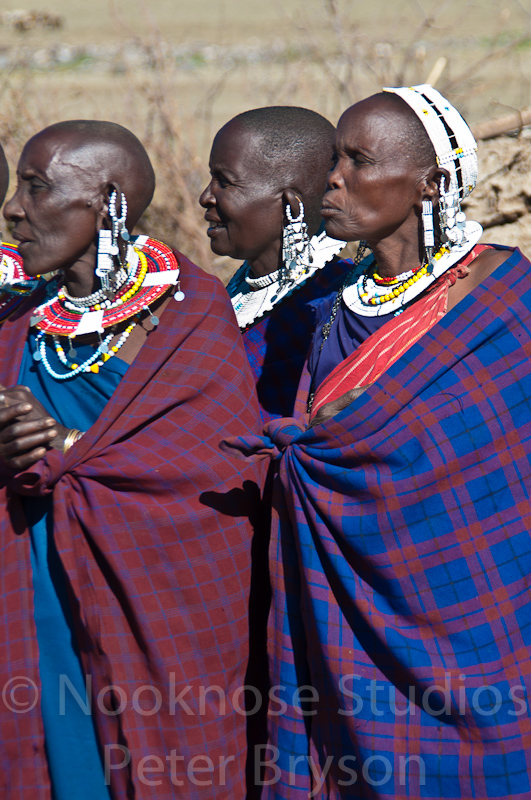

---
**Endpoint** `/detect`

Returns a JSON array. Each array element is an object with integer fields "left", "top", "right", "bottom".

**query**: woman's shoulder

[
  {"left": 172, "top": 248, "right": 224, "bottom": 292},
  {"left": 475, "top": 242, "right": 518, "bottom": 269},
  {"left": 470, "top": 243, "right": 531, "bottom": 287},
  {"left": 448, "top": 243, "right": 531, "bottom": 313}
]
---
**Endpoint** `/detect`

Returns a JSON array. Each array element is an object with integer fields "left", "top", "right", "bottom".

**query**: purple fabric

[
  {"left": 308, "top": 292, "right": 393, "bottom": 392},
  {"left": 232, "top": 259, "right": 350, "bottom": 423}
]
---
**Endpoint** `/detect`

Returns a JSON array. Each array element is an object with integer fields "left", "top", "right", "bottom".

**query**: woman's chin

[
  {"left": 209, "top": 240, "right": 231, "bottom": 257},
  {"left": 206, "top": 228, "right": 233, "bottom": 258},
  {"left": 209, "top": 239, "right": 239, "bottom": 260},
  {"left": 324, "top": 219, "right": 353, "bottom": 242}
]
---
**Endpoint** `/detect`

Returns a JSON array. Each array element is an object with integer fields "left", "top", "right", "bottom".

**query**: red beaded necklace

[
  {"left": 33, "top": 237, "right": 182, "bottom": 337},
  {"left": 0, "top": 243, "right": 40, "bottom": 322}
]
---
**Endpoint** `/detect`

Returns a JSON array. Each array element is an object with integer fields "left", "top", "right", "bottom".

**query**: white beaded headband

[{"left": 383, "top": 84, "right": 478, "bottom": 202}]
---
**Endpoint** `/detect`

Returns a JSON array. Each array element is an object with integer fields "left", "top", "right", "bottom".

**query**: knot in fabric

[
  {"left": 221, "top": 418, "right": 306, "bottom": 462},
  {"left": 264, "top": 418, "right": 306, "bottom": 451}
]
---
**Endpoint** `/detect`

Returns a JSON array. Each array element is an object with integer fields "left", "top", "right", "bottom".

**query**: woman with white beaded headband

[
  {"left": 0, "top": 120, "right": 263, "bottom": 800},
  {"left": 227, "top": 86, "right": 531, "bottom": 799}
]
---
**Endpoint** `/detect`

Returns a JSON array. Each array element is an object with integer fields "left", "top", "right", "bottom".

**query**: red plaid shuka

[{"left": 0, "top": 254, "right": 265, "bottom": 800}]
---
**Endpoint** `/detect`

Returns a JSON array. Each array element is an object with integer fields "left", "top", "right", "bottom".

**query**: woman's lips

[
  {"left": 320, "top": 205, "right": 342, "bottom": 218},
  {"left": 12, "top": 236, "right": 33, "bottom": 252},
  {"left": 205, "top": 221, "right": 227, "bottom": 237}
]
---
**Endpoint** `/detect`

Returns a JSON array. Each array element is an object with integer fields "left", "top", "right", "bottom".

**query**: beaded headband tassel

[{"left": 383, "top": 84, "right": 479, "bottom": 249}]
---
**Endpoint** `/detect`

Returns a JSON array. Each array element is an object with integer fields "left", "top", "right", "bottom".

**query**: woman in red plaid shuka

[{"left": 0, "top": 121, "right": 264, "bottom": 800}]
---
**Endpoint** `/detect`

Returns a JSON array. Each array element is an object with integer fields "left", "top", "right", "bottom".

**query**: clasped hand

[{"left": 0, "top": 385, "right": 67, "bottom": 470}]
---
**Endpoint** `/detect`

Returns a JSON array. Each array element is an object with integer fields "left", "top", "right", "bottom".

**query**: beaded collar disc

[
  {"left": 342, "top": 221, "right": 482, "bottom": 317},
  {"left": 30, "top": 236, "right": 185, "bottom": 380},
  {"left": 32, "top": 236, "right": 181, "bottom": 336},
  {"left": 228, "top": 230, "right": 346, "bottom": 330},
  {"left": 0, "top": 242, "right": 41, "bottom": 322}
]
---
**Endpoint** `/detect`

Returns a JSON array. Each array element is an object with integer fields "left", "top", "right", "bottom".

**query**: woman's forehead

[
  {"left": 20, "top": 133, "right": 98, "bottom": 182},
  {"left": 336, "top": 98, "right": 412, "bottom": 153},
  {"left": 211, "top": 123, "right": 272, "bottom": 179}
]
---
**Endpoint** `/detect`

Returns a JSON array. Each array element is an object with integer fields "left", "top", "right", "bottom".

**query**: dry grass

[{"left": 1, "top": 0, "right": 531, "bottom": 277}]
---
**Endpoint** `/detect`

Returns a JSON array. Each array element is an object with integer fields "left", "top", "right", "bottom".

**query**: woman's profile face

[
  {"left": 199, "top": 121, "right": 285, "bottom": 266},
  {"left": 322, "top": 97, "right": 424, "bottom": 245},
  {"left": 3, "top": 132, "right": 100, "bottom": 277}
]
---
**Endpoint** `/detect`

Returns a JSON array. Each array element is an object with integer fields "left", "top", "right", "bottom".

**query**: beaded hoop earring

[{"left": 282, "top": 198, "right": 312, "bottom": 283}]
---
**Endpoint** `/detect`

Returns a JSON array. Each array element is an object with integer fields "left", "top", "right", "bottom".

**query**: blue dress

[
  {"left": 18, "top": 332, "right": 129, "bottom": 799},
  {"left": 308, "top": 293, "right": 393, "bottom": 390}
]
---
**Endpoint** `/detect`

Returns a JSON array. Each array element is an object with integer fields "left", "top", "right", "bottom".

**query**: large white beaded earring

[
  {"left": 95, "top": 229, "right": 114, "bottom": 299},
  {"left": 422, "top": 199, "right": 435, "bottom": 262},
  {"left": 282, "top": 197, "right": 312, "bottom": 283},
  {"left": 438, "top": 176, "right": 467, "bottom": 248},
  {"left": 109, "top": 190, "right": 128, "bottom": 261},
  {"left": 96, "top": 191, "right": 128, "bottom": 300}
]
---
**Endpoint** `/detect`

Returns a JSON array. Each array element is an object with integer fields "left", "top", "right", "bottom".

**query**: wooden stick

[{"left": 472, "top": 108, "right": 531, "bottom": 141}]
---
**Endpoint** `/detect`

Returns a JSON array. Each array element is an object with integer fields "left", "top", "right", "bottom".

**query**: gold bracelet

[{"left": 63, "top": 429, "right": 83, "bottom": 454}]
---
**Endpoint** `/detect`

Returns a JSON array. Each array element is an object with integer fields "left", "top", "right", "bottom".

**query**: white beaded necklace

[
  {"left": 228, "top": 230, "right": 346, "bottom": 330},
  {"left": 342, "top": 221, "right": 482, "bottom": 317},
  {"left": 244, "top": 269, "right": 280, "bottom": 289}
]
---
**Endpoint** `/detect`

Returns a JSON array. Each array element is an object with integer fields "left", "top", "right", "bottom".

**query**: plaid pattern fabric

[
  {"left": 239, "top": 259, "right": 349, "bottom": 423},
  {"left": 0, "top": 253, "right": 265, "bottom": 800},
  {"left": 231, "top": 246, "right": 531, "bottom": 798}
]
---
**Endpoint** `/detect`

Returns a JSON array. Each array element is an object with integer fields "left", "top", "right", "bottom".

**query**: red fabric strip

[{"left": 310, "top": 245, "right": 490, "bottom": 419}]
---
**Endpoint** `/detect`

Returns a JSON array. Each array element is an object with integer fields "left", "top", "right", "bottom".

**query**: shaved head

[
  {"left": 232, "top": 105, "right": 335, "bottom": 171},
  {"left": 220, "top": 106, "right": 335, "bottom": 230},
  {"left": 24, "top": 120, "right": 155, "bottom": 226},
  {"left": 0, "top": 144, "right": 8, "bottom": 207}
]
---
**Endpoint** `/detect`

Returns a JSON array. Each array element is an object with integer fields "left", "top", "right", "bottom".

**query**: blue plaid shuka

[{"left": 229, "top": 246, "right": 531, "bottom": 799}]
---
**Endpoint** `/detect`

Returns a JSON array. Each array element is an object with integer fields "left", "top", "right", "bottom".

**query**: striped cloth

[
  {"left": 226, "top": 245, "right": 531, "bottom": 799},
  {"left": 0, "top": 253, "right": 265, "bottom": 800}
]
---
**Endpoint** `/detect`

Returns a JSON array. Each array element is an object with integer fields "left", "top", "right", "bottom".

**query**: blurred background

[{"left": 2, "top": 0, "right": 531, "bottom": 278}]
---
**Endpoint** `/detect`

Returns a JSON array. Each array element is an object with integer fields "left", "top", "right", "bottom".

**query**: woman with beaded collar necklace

[
  {"left": 200, "top": 106, "right": 347, "bottom": 422},
  {"left": 226, "top": 86, "right": 531, "bottom": 798},
  {"left": 0, "top": 121, "right": 263, "bottom": 799}
]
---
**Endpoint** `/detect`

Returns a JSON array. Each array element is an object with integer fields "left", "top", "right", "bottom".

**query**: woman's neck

[
  {"left": 369, "top": 235, "right": 424, "bottom": 279},
  {"left": 247, "top": 243, "right": 283, "bottom": 279},
  {"left": 62, "top": 248, "right": 102, "bottom": 297},
  {"left": 246, "top": 216, "right": 325, "bottom": 279}
]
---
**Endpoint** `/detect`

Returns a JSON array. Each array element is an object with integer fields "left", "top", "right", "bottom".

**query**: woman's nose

[
  {"left": 327, "top": 163, "right": 344, "bottom": 191},
  {"left": 199, "top": 182, "right": 215, "bottom": 208},
  {"left": 3, "top": 190, "right": 24, "bottom": 222}
]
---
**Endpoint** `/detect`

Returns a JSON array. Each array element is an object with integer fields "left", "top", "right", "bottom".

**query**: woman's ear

[
  {"left": 282, "top": 188, "right": 302, "bottom": 220},
  {"left": 424, "top": 167, "right": 450, "bottom": 201},
  {"left": 95, "top": 181, "right": 124, "bottom": 234}
]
